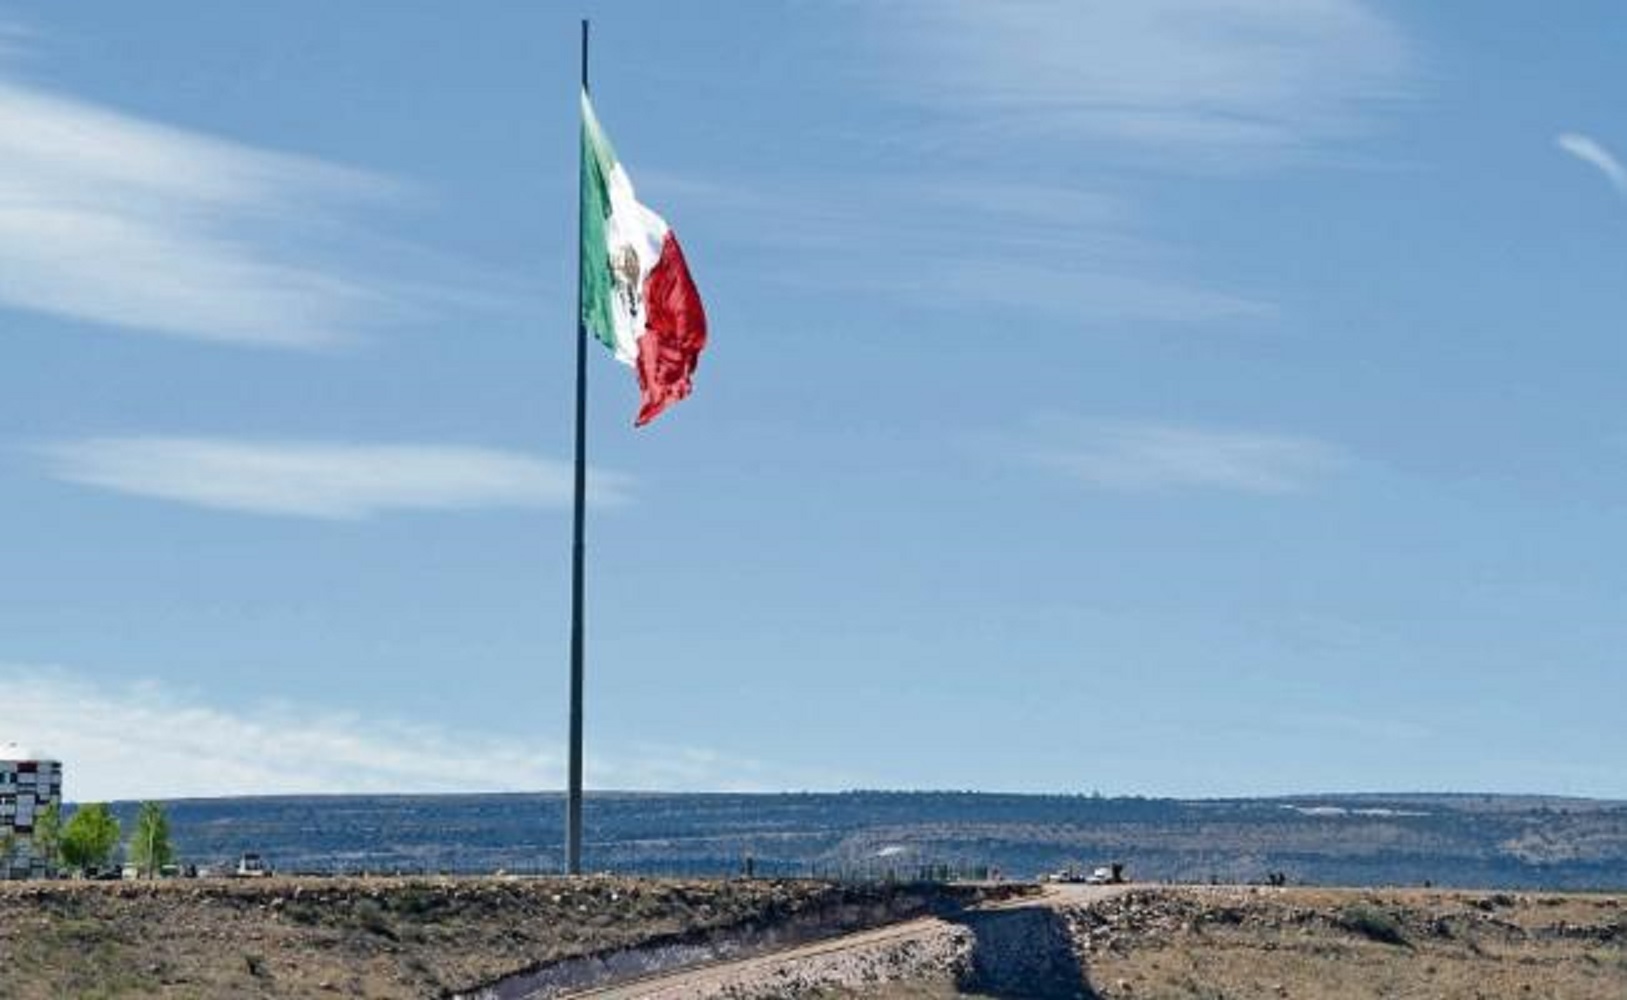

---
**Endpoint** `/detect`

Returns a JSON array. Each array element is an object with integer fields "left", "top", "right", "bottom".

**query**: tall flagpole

[{"left": 567, "top": 17, "right": 589, "bottom": 877}]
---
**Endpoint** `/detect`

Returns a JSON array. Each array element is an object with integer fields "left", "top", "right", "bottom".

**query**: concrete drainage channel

[
  {"left": 456, "top": 890, "right": 1098, "bottom": 1000},
  {"left": 954, "top": 905, "right": 1098, "bottom": 999},
  {"left": 458, "top": 936, "right": 755, "bottom": 999},
  {"left": 454, "top": 887, "right": 993, "bottom": 1000}
]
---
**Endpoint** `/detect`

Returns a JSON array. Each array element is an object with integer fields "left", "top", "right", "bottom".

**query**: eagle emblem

[{"left": 610, "top": 244, "right": 642, "bottom": 318}]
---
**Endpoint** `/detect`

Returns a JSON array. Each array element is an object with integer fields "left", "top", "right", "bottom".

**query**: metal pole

[{"left": 567, "top": 17, "right": 589, "bottom": 876}]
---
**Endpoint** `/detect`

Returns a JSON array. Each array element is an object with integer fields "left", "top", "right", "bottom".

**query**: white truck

[{"left": 233, "top": 852, "right": 271, "bottom": 878}]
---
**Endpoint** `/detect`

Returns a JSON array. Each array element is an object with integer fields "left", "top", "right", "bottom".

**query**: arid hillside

[
  {"left": 824, "top": 886, "right": 1627, "bottom": 1000},
  {"left": 2, "top": 878, "right": 1619, "bottom": 999},
  {"left": 0, "top": 876, "right": 982, "bottom": 999}
]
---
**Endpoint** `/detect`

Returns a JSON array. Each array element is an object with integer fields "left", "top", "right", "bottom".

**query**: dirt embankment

[
  {"left": 1061, "top": 886, "right": 1627, "bottom": 999},
  {"left": 823, "top": 886, "right": 1627, "bottom": 999},
  {"left": 4, "top": 879, "right": 1623, "bottom": 999},
  {"left": 0, "top": 876, "right": 984, "bottom": 999}
]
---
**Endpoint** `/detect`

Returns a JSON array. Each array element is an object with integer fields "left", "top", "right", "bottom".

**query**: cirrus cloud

[
  {"left": 0, "top": 41, "right": 425, "bottom": 348},
  {"left": 1019, "top": 417, "right": 1348, "bottom": 494},
  {"left": 36, "top": 437, "right": 631, "bottom": 519},
  {"left": 0, "top": 665, "right": 826, "bottom": 799},
  {"left": 867, "top": 0, "right": 1414, "bottom": 166},
  {"left": 1556, "top": 132, "right": 1627, "bottom": 197}
]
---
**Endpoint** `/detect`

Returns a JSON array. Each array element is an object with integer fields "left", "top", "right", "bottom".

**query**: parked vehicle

[
  {"left": 233, "top": 852, "right": 271, "bottom": 877},
  {"left": 1046, "top": 862, "right": 1126, "bottom": 884}
]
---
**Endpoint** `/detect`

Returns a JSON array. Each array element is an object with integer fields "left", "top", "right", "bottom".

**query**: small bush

[
  {"left": 282, "top": 901, "right": 322, "bottom": 926},
  {"left": 352, "top": 899, "right": 398, "bottom": 941},
  {"left": 389, "top": 885, "right": 446, "bottom": 919},
  {"left": 1339, "top": 904, "right": 1408, "bottom": 946}
]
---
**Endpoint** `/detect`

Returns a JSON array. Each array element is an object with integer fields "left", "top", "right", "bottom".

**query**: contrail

[{"left": 1557, "top": 132, "right": 1627, "bottom": 196}]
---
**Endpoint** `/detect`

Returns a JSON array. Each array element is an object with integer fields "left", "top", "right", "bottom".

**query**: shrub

[
  {"left": 352, "top": 899, "right": 398, "bottom": 940},
  {"left": 1339, "top": 904, "right": 1408, "bottom": 946}
]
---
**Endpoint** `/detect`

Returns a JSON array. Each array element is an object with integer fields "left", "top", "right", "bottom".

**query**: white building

[{"left": 0, "top": 742, "right": 63, "bottom": 879}]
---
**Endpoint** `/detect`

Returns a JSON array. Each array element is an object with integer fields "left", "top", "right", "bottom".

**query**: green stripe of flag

[{"left": 579, "top": 93, "right": 616, "bottom": 353}]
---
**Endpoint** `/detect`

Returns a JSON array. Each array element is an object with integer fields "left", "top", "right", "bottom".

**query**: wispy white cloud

[
  {"left": 0, "top": 666, "right": 820, "bottom": 799},
  {"left": 661, "top": 171, "right": 1269, "bottom": 324},
  {"left": 919, "top": 260, "right": 1272, "bottom": 324},
  {"left": 650, "top": 172, "right": 1144, "bottom": 259},
  {"left": 0, "top": 45, "right": 420, "bottom": 347},
  {"left": 725, "top": 1, "right": 1413, "bottom": 324},
  {"left": 1020, "top": 417, "right": 1347, "bottom": 493},
  {"left": 0, "top": 668, "right": 554, "bottom": 800},
  {"left": 37, "top": 437, "right": 631, "bottom": 519},
  {"left": 866, "top": 0, "right": 1413, "bottom": 165},
  {"left": 1556, "top": 132, "right": 1627, "bottom": 197}
]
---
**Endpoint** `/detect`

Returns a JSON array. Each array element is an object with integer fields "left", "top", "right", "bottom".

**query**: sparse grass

[
  {"left": 387, "top": 883, "right": 447, "bottom": 919},
  {"left": 5, "top": 881, "right": 1624, "bottom": 1000},
  {"left": 281, "top": 899, "right": 321, "bottom": 925},
  {"left": 812, "top": 979, "right": 998, "bottom": 999},
  {"left": 351, "top": 898, "right": 399, "bottom": 940},
  {"left": 0, "top": 875, "right": 973, "bottom": 999},
  {"left": 1077, "top": 889, "right": 1627, "bottom": 1000}
]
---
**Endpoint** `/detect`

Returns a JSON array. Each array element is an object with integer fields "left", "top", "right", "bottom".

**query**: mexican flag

[{"left": 579, "top": 91, "right": 708, "bottom": 426}]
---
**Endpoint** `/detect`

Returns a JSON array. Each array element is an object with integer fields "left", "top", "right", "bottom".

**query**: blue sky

[{"left": 1, "top": 2, "right": 1624, "bottom": 801}]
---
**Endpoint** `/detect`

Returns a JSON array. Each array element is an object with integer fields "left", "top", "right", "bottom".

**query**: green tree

[
  {"left": 0, "top": 830, "right": 16, "bottom": 877},
  {"left": 59, "top": 803, "right": 121, "bottom": 874},
  {"left": 127, "top": 801, "right": 175, "bottom": 878},
  {"left": 32, "top": 801, "right": 62, "bottom": 873}
]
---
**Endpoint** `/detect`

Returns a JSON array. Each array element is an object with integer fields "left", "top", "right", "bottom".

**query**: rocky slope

[
  {"left": 823, "top": 886, "right": 1627, "bottom": 999},
  {"left": 0, "top": 876, "right": 982, "bottom": 999},
  {"left": 3, "top": 878, "right": 1622, "bottom": 999}
]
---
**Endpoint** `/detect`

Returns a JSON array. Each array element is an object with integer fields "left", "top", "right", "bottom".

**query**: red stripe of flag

[{"left": 635, "top": 231, "right": 708, "bottom": 426}]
